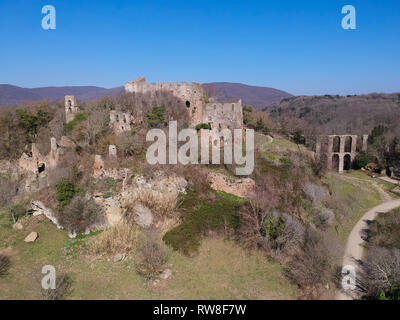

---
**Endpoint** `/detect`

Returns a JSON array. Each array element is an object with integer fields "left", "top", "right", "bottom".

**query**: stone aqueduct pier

[{"left": 316, "top": 134, "right": 368, "bottom": 173}]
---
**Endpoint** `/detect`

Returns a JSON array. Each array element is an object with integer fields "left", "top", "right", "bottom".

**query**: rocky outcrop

[
  {"left": 30, "top": 200, "right": 62, "bottom": 229},
  {"left": 95, "top": 172, "right": 187, "bottom": 228},
  {"left": 208, "top": 172, "right": 255, "bottom": 198}
]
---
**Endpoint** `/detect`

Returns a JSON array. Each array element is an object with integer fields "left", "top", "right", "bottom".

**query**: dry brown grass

[{"left": 88, "top": 224, "right": 140, "bottom": 256}]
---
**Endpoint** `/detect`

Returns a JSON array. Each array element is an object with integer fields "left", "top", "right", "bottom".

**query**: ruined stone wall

[
  {"left": 109, "top": 110, "right": 135, "bottom": 135},
  {"left": 203, "top": 100, "right": 243, "bottom": 130},
  {"left": 125, "top": 77, "right": 205, "bottom": 126}
]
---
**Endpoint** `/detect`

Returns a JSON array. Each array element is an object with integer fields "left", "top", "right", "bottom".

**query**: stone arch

[
  {"left": 332, "top": 154, "right": 340, "bottom": 172},
  {"left": 333, "top": 136, "right": 340, "bottom": 153},
  {"left": 344, "top": 136, "right": 352, "bottom": 153},
  {"left": 344, "top": 154, "right": 352, "bottom": 171}
]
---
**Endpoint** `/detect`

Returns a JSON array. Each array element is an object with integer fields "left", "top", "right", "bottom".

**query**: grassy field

[
  {"left": 0, "top": 211, "right": 297, "bottom": 300},
  {"left": 325, "top": 171, "right": 383, "bottom": 242}
]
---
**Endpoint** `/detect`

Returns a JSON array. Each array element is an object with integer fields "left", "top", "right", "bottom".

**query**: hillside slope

[
  {"left": 267, "top": 93, "right": 400, "bottom": 136},
  {"left": 204, "top": 82, "right": 292, "bottom": 109}
]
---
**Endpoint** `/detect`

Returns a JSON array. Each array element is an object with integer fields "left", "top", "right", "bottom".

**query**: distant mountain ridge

[
  {"left": 0, "top": 84, "right": 123, "bottom": 106},
  {"left": 0, "top": 82, "right": 292, "bottom": 108}
]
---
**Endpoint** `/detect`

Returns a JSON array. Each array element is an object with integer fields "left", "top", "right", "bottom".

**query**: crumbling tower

[{"left": 65, "top": 95, "right": 80, "bottom": 123}]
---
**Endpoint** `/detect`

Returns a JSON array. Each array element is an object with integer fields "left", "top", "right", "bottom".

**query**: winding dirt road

[{"left": 336, "top": 198, "right": 400, "bottom": 300}]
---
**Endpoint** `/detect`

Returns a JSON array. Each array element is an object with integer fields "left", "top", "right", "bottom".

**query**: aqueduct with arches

[{"left": 315, "top": 134, "right": 368, "bottom": 173}]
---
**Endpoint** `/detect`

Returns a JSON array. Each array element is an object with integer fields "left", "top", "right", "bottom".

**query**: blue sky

[{"left": 0, "top": 0, "right": 399, "bottom": 95}]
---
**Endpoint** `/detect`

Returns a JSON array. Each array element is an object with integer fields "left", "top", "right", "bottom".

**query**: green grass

[
  {"left": 325, "top": 172, "right": 383, "bottom": 242},
  {"left": 163, "top": 190, "right": 243, "bottom": 255},
  {"left": 0, "top": 210, "right": 297, "bottom": 299}
]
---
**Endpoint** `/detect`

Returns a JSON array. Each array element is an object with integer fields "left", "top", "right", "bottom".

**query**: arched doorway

[
  {"left": 344, "top": 136, "right": 352, "bottom": 153},
  {"left": 344, "top": 154, "right": 352, "bottom": 171},
  {"left": 186, "top": 101, "right": 191, "bottom": 108},
  {"left": 332, "top": 154, "right": 340, "bottom": 172},
  {"left": 333, "top": 136, "right": 340, "bottom": 153}
]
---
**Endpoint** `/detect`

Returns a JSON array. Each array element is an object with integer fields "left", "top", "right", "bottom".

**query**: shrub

[
  {"left": 0, "top": 254, "right": 10, "bottom": 276},
  {"left": 41, "top": 274, "right": 72, "bottom": 300},
  {"left": 55, "top": 178, "right": 78, "bottom": 207},
  {"left": 358, "top": 247, "right": 400, "bottom": 300},
  {"left": 136, "top": 230, "right": 167, "bottom": 279},
  {"left": 195, "top": 123, "right": 211, "bottom": 131},
  {"left": 364, "top": 208, "right": 400, "bottom": 249},
  {"left": 146, "top": 105, "right": 166, "bottom": 128},
  {"left": 310, "top": 153, "right": 328, "bottom": 178},
  {"left": 163, "top": 190, "right": 241, "bottom": 255},
  {"left": 58, "top": 196, "right": 104, "bottom": 234},
  {"left": 116, "top": 130, "right": 146, "bottom": 157},
  {"left": 89, "top": 224, "right": 140, "bottom": 256},
  {"left": 353, "top": 151, "right": 369, "bottom": 170},
  {"left": 65, "top": 112, "right": 88, "bottom": 132},
  {"left": 285, "top": 229, "right": 341, "bottom": 297},
  {"left": 9, "top": 204, "right": 26, "bottom": 224}
]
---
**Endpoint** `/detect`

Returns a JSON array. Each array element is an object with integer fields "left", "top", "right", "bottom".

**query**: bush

[
  {"left": 116, "top": 130, "right": 146, "bottom": 157},
  {"left": 285, "top": 229, "right": 341, "bottom": 298},
  {"left": 41, "top": 274, "right": 72, "bottom": 300},
  {"left": 163, "top": 190, "right": 241, "bottom": 255},
  {"left": 65, "top": 112, "right": 88, "bottom": 132},
  {"left": 353, "top": 151, "right": 369, "bottom": 170},
  {"left": 55, "top": 178, "right": 78, "bottom": 207},
  {"left": 89, "top": 224, "right": 140, "bottom": 256},
  {"left": 136, "top": 230, "right": 167, "bottom": 279},
  {"left": 195, "top": 123, "right": 211, "bottom": 131},
  {"left": 146, "top": 105, "right": 166, "bottom": 128},
  {"left": 58, "top": 196, "right": 104, "bottom": 234},
  {"left": 9, "top": 204, "right": 26, "bottom": 224},
  {"left": 0, "top": 254, "right": 10, "bottom": 276},
  {"left": 358, "top": 247, "right": 400, "bottom": 300}
]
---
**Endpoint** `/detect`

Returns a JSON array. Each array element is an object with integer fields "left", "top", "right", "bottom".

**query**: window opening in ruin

[
  {"left": 186, "top": 101, "right": 190, "bottom": 108},
  {"left": 68, "top": 100, "right": 72, "bottom": 107},
  {"left": 38, "top": 163, "right": 45, "bottom": 173}
]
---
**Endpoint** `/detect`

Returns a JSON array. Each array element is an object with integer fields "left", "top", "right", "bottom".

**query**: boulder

[
  {"left": 113, "top": 253, "right": 126, "bottom": 263},
  {"left": 13, "top": 222, "right": 23, "bottom": 230},
  {"left": 133, "top": 204, "right": 153, "bottom": 228},
  {"left": 159, "top": 268, "right": 172, "bottom": 280},
  {"left": 24, "top": 231, "right": 38, "bottom": 242}
]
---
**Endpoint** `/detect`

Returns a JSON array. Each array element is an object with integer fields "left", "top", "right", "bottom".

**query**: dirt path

[{"left": 336, "top": 198, "right": 400, "bottom": 300}]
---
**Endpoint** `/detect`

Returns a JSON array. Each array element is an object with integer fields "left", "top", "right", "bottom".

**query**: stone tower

[{"left": 65, "top": 95, "right": 79, "bottom": 123}]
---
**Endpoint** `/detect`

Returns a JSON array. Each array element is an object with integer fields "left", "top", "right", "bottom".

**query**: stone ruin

[
  {"left": 63, "top": 77, "right": 244, "bottom": 135},
  {"left": 109, "top": 110, "right": 140, "bottom": 135},
  {"left": 124, "top": 77, "right": 244, "bottom": 130},
  {"left": 19, "top": 137, "right": 63, "bottom": 174},
  {"left": 65, "top": 95, "right": 80, "bottom": 123},
  {"left": 315, "top": 134, "right": 368, "bottom": 173}
]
